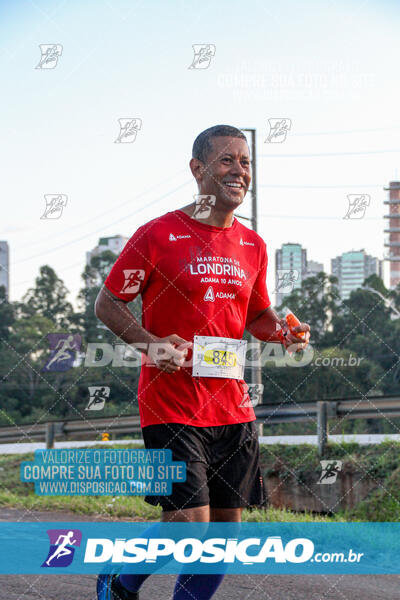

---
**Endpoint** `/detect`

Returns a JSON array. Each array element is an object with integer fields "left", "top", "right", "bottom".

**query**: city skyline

[{"left": 0, "top": 229, "right": 387, "bottom": 307}]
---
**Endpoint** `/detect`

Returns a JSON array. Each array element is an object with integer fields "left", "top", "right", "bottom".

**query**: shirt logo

[
  {"left": 42, "top": 529, "right": 82, "bottom": 567},
  {"left": 204, "top": 286, "right": 215, "bottom": 302},
  {"left": 239, "top": 238, "right": 255, "bottom": 247},
  {"left": 169, "top": 233, "right": 191, "bottom": 241},
  {"left": 120, "top": 269, "right": 145, "bottom": 294}
]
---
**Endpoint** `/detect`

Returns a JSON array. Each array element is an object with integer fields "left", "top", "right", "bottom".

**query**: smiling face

[{"left": 190, "top": 136, "right": 251, "bottom": 212}]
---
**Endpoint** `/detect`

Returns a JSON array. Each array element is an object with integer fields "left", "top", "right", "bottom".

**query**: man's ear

[{"left": 189, "top": 157, "right": 205, "bottom": 184}]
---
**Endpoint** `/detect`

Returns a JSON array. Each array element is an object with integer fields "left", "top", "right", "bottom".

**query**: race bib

[{"left": 192, "top": 336, "right": 247, "bottom": 379}]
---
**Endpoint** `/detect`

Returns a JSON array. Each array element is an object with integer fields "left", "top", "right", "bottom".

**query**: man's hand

[
  {"left": 145, "top": 334, "right": 192, "bottom": 373},
  {"left": 279, "top": 319, "right": 311, "bottom": 353}
]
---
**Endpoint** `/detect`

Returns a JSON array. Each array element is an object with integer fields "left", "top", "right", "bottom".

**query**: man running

[{"left": 95, "top": 124, "right": 310, "bottom": 600}]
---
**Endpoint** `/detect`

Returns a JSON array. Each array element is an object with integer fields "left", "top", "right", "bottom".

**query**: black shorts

[{"left": 142, "top": 421, "right": 265, "bottom": 511}]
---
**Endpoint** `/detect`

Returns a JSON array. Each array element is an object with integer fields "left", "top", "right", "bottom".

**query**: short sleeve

[
  {"left": 103, "top": 225, "right": 155, "bottom": 302},
  {"left": 245, "top": 242, "right": 271, "bottom": 325}
]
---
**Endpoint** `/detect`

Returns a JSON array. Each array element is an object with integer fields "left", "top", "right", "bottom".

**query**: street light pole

[{"left": 240, "top": 129, "right": 263, "bottom": 429}]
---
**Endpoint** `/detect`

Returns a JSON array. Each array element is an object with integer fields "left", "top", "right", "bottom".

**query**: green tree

[
  {"left": 277, "top": 272, "right": 339, "bottom": 345},
  {"left": 21, "top": 265, "right": 73, "bottom": 328}
]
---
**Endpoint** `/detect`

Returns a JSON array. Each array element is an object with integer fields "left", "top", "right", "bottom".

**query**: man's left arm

[
  {"left": 244, "top": 241, "right": 310, "bottom": 349},
  {"left": 246, "top": 305, "right": 310, "bottom": 351}
]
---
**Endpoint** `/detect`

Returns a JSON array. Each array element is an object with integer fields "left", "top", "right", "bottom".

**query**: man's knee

[
  {"left": 161, "top": 505, "right": 210, "bottom": 522},
  {"left": 210, "top": 507, "right": 243, "bottom": 522}
]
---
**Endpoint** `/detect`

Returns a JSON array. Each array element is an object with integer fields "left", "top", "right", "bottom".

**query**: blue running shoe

[{"left": 97, "top": 574, "right": 139, "bottom": 600}]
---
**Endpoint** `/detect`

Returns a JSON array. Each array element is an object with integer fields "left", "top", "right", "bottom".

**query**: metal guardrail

[{"left": 0, "top": 395, "right": 399, "bottom": 456}]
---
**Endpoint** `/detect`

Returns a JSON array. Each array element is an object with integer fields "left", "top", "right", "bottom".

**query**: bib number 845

[{"left": 204, "top": 349, "right": 237, "bottom": 367}]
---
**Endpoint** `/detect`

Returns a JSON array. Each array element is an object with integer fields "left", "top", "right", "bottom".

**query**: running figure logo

[
  {"left": 42, "top": 529, "right": 82, "bottom": 568},
  {"left": 317, "top": 460, "right": 343, "bottom": 484},
  {"left": 343, "top": 194, "right": 370, "bottom": 219},
  {"left": 114, "top": 118, "right": 142, "bottom": 143},
  {"left": 188, "top": 44, "right": 216, "bottom": 69},
  {"left": 86, "top": 386, "right": 110, "bottom": 411},
  {"left": 275, "top": 269, "right": 299, "bottom": 294},
  {"left": 265, "top": 118, "right": 291, "bottom": 143},
  {"left": 35, "top": 44, "right": 63, "bottom": 69},
  {"left": 192, "top": 195, "right": 216, "bottom": 219},
  {"left": 42, "top": 334, "right": 81, "bottom": 372},
  {"left": 40, "top": 194, "right": 68, "bottom": 220},
  {"left": 240, "top": 383, "right": 264, "bottom": 407},
  {"left": 120, "top": 269, "right": 145, "bottom": 294}
]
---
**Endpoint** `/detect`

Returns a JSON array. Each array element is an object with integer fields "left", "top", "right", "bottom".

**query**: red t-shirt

[{"left": 104, "top": 209, "right": 271, "bottom": 428}]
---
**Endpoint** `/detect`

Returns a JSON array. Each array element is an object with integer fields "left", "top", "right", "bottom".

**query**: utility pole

[{"left": 239, "top": 129, "right": 263, "bottom": 431}]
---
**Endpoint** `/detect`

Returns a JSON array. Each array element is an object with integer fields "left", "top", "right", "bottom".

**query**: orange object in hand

[{"left": 284, "top": 308, "right": 305, "bottom": 339}]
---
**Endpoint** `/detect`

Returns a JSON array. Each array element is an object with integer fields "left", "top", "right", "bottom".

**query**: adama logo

[
  {"left": 240, "top": 238, "right": 255, "bottom": 247},
  {"left": 169, "top": 233, "right": 191, "bottom": 241},
  {"left": 204, "top": 286, "right": 215, "bottom": 302}
]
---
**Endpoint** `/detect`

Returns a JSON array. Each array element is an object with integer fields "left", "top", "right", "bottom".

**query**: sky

[{"left": 1, "top": 0, "right": 400, "bottom": 306}]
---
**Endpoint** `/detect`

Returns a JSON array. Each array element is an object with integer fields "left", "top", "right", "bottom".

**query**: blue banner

[{"left": 0, "top": 522, "right": 398, "bottom": 574}]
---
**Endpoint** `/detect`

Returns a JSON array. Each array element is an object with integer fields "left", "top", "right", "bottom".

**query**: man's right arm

[
  {"left": 95, "top": 286, "right": 156, "bottom": 349},
  {"left": 94, "top": 286, "right": 191, "bottom": 373}
]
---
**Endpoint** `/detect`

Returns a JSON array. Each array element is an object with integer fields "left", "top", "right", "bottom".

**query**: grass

[{"left": 3, "top": 441, "right": 399, "bottom": 521}]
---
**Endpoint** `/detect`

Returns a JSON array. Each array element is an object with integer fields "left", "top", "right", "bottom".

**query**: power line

[
  {"left": 258, "top": 184, "right": 382, "bottom": 189},
  {"left": 284, "top": 126, "right": 400, "bottom": 137},
  {"left": 259, "top": 213, "right": 384, "bottom": 220},
  {"left": 259, "top": 149, "right": 400, "bottom": 158},
  {"left": 11, "top": 179, "right": 193, "bottom": 266},
  {"left": 18, "top": 168, "right": 189, "bottom": 250}
]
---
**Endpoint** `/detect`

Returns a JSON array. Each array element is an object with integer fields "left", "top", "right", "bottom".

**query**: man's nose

[{"left": 230, "top": 161, "right": 247, "bottom": 176}]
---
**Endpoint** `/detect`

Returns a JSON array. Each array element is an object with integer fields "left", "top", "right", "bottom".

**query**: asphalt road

[{"left": 0, "top": 508, "right": 399, "bottom": 600}]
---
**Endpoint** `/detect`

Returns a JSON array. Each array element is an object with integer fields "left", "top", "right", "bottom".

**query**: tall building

[
  {"left": 304, "top": 259, "right": 324, "bottom": 279},
  {"left": 275, "top": 243, "right": 322, "bottom": 305},
  {"left": 0, "top": 241, "right": 9, "bottom": 300},
  {"left": 331, "top": 250, "right": 383, "bottom": 300},
  {"left": 86, "top": 235, "right": 128, "bottom": 286},
  {"left": 384, "top": 181, "right": 400, "bottom": 288}
]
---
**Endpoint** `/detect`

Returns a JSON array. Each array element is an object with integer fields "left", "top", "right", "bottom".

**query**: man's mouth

[{"left": 222, "top": 181, "right": 244, "bottom": 192}]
